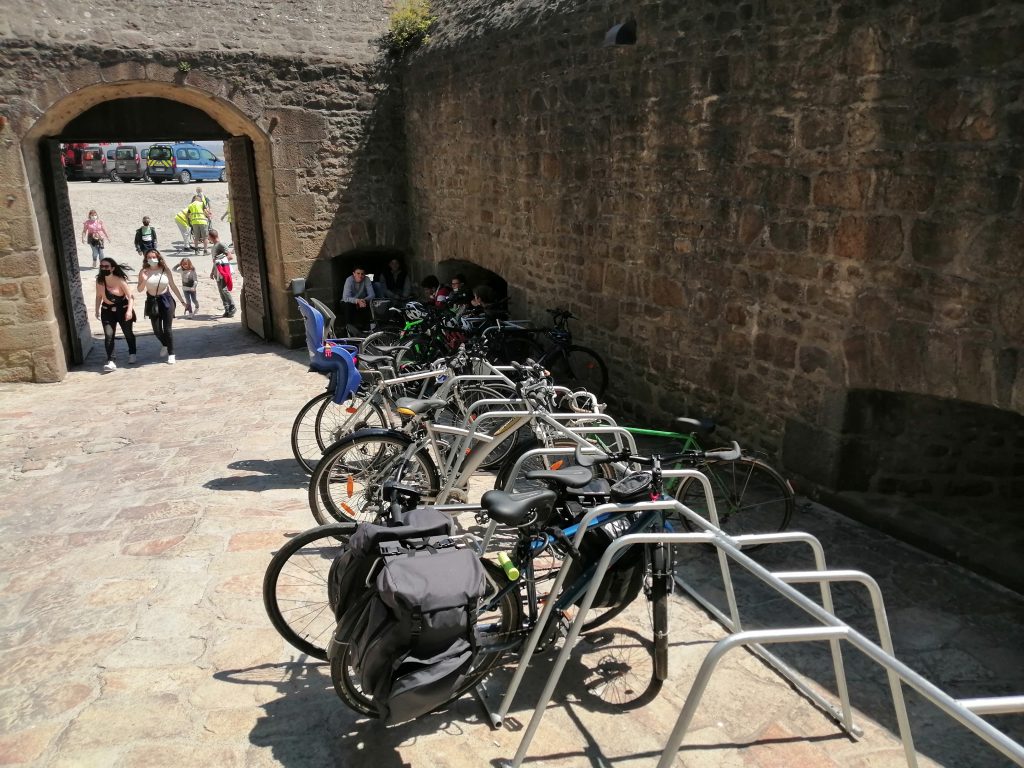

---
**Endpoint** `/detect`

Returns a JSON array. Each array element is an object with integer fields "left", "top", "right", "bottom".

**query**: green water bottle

[{"left": 497, "top": 552, "right": 520, "bottom": 581}]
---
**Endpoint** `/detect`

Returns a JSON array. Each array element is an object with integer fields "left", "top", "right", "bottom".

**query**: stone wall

[
  {"left": 0, "top": 10, "right": 408, "bottom": 377},
  {"left": 0, "top": 0, "right": 390, "bottom": 61},
  {"left": 403, "top": 0, "right": 1024, "bottom": 471}
]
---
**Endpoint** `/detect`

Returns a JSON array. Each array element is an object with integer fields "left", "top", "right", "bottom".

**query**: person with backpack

[
  {"left": 133, "top": 216, "right": 157, "bottom": 257},
  {"left": 208, "top": 229, "right": 236, "bottom": 318}
]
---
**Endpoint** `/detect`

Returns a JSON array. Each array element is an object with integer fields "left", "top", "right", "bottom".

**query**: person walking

[
  {"left": 174, "top": 257, "right": 199, "bottom": 317},
  {"left": 80, "top": 209, "right": 111, "bottom": 269},
  {"left": 186, "top": 194, "right": 211, "bottom": 255},
  {"left": 174, "top": 208, "right": 192, "bottom": 251},
  {"left": 94, "top": 256, "right": 137, "bottom": 372},
  {"left": 137, "top": 249, "right": 186, "bottom": 364},
  {"left": 134, "top": 216, "right": 157, "bottom": 257},
  {"left": 208, "top": 229, "right": 236, "bottom": 318}
]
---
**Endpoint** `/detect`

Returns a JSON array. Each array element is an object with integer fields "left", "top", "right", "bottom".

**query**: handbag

[{"left": 144, "top": 295, "right": 158, "bottom": 319}]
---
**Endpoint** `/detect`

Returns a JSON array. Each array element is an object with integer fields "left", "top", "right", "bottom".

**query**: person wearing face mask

[
  {"left": 137, "top": 249, "right": 187, "bottom": 365},
  {"left": 80, "top": 209, "right": 111, "bottom": 269},
  {"left": 94, "top": 257, "right": 137, "bottom": 372}
]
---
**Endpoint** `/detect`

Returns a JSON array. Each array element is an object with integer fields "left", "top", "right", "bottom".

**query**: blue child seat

[{"left": 296, "top": 296, "right": 362, "bottom": 403}]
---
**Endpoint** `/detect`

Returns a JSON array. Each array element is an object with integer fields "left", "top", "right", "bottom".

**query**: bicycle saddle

[
  {"left": 676, "top": 416, "right": 716, "bottom": 435},
  {"left": 481, "top": 489, "right": 557, "bottom": 527},
  {"left": 524, "top": 467, "right": 612, "bottom": 498},
  {"left": 394, "top": 397, "right": 448, "bottom": 415}
]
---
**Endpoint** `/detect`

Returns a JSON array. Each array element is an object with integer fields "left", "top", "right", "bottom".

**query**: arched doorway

[{"left": 22, "top": 83, "right": 277, "bottom": 369}]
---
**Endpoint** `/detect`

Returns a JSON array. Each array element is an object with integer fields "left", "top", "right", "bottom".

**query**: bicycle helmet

[{"left": 404, "top": 302, "right": 426, "bottom": 320}]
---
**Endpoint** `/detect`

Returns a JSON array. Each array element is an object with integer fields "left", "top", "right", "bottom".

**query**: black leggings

[
  {"left": 101, "top": 301, "right": 136, "bottom": 361},
  {"left": 149, "top": 293, "right": 176, "bottom": 354}
]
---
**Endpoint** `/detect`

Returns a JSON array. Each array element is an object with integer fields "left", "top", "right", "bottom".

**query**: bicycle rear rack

[{"left": 484, "top": 477, "right": 1024, "bottom": 767}]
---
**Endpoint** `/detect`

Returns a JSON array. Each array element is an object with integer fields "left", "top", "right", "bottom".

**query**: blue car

[{"left": 147, "top": 142, "right": 226, "bottom": 184}]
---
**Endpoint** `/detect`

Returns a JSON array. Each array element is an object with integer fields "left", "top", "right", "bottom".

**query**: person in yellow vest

[
  {"left": 186, "top": 194, "right": 211, "bottom": 255},
  {"left": 174, "top": 208, "right": 192, "bottom": 251}
]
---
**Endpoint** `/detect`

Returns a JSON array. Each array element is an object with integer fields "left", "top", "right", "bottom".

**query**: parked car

[
  {"left": 64, "top": 146, "right": 108, "bottom": 182},
  {"left": 105, "top": 149, "right": 119, "bottom": 181},
  {"left": 114, "top": 145, "right": 148, "bottom": 182},
  {"left": 147, "top": 142, "right": 226, "bottom": 184}
]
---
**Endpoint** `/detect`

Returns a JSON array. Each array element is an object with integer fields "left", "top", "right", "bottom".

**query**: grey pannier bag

[{"left": 341, "top": 537, "right": 485, "bottom": 724}]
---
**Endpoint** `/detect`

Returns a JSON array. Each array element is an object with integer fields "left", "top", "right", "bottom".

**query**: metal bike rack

[{"left": 493, "top": 495, "right": 1024, "bottom": 768}]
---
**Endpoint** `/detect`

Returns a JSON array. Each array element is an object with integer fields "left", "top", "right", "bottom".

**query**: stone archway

[{"left": 17, "top": 80, "right": 279, "bottom": 373}]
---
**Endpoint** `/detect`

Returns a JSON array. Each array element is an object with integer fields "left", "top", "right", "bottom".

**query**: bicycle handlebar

[{"left": 574, "top": 441, "right": 742, "bottom": 468}]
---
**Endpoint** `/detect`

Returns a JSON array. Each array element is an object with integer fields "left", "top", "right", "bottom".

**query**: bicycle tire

[
  {"left": 330, "top": 558, "right": 523, "bottom": 717},
  {"left": 675, "top": 456, "right": 795, "bottom": 549},
  {"left": 309, "top": 430, "right": 440, "bottom": 525},
  {"left": 499, "top": 333, "right": 544, "bottom": 365},
  {"left": 547, "top": 345, "right": 609, "bottom": 398},
  {"left": 291, "top": 392, "right": 332, "bottom": 475},
  {"left": 493, "top": 438, "right": 617, "bottom": 495},
  {"left": 263, "top": 522, "right": 356, "bottom": 660},
  {"left": 361, "top": 329, "right": 402, "bottom": 357},
  {"left": 314, "top": 392, "right": 389, "bottom": 452}
]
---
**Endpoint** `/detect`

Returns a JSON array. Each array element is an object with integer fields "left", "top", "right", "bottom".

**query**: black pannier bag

[
  {"left": 327, "top": 507, "right": 453, "bottom": 625},
  {"left": 563, "top": 471, "right": 651, "bottom": 608},
  {"left": 328, "top": 508, "right": 486, "bottom": 724}
]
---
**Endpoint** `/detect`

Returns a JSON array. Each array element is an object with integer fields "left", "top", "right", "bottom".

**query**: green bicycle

[{"left": 534, "top": 395, "right": 794, "bottom": 548}]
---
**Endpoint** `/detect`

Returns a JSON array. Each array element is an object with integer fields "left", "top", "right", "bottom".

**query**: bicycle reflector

[{"left": 396, "top": 406, "right": 416, "bottom": 417}]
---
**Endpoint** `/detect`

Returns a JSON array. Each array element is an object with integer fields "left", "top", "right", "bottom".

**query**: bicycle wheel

[
  {"left": 263, "top": 523, "right": 356, "bottom": 660},
  {"left": 498, "top": 333, "right": 544, "bottom": 365},
  {"left": 449, "top": 383, "right": 525, "bottom": 471},
  {"left": 361, "top": 329, "right": 402, "bottom": 357},
  {"left": 291, "top": 392, "right": 332, "bottom": 475},
  {"left": 676, "top": 456, "right": 795, "bottom": 549},
  {"left": 547, "top": 345, "right": 609, "bottom": 398},
  {"left": 330, "top": 558, "right": 522, "bottom": 717},
  {"left": 493, "top": 438, "right": 617, "bottom": 494},
  {"left": 309, "top": 431, "right": 439, "bottom": 525},
  {"left": 314, "top": 393, "right": 389, "bottom": 451}
]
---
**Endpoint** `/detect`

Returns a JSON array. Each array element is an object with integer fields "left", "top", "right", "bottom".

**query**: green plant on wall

[{"left": 378, "top": 0, "right": 436, "bottom": 58}]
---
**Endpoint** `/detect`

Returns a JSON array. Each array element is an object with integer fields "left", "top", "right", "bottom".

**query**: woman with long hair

[
  {"left": 137, "top": 249, "right": 186, "bottom": 364},
  {"left": 94, "top": 256, "right": 136, "bottom": 372}
]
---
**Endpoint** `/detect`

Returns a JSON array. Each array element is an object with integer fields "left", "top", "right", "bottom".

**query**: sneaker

[
  {"left": 128, "top": 354, "right": 137, "bottom": 364},
  {"left": 102, "top": 360, "right": 116, "bottom": 372},
  {"left": 167, "top": 355, "right": 176, "bottom": 365},
  {"left": 160, "top": 346, "right": 168, "bottom": 358}
]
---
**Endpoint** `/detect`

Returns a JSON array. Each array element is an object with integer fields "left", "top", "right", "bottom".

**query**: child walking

[{"left": 175, "top": 257, "right": 199, "bottom": 317}]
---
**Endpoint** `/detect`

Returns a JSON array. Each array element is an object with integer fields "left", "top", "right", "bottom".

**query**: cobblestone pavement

[{"left": 0, "top": 187, "right": 1021, "bottom": 768}]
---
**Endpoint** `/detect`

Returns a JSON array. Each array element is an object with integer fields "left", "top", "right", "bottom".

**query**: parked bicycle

[{"left": 485, "top": 309, "right": 608, "bottom": 396}]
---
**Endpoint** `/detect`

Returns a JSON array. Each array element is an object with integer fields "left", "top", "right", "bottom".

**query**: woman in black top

[{"left": 94, "top": 257, "right": 137, "bottom": 372}]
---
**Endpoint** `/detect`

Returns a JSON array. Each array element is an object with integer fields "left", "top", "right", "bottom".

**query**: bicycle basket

[{"left": 610, "top": 471, "right": 653, "bottom": 503}]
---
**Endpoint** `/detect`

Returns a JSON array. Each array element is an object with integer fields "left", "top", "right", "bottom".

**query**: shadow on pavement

[{"left": 204, "top": 458, "right": 308, "bottom": 492}]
